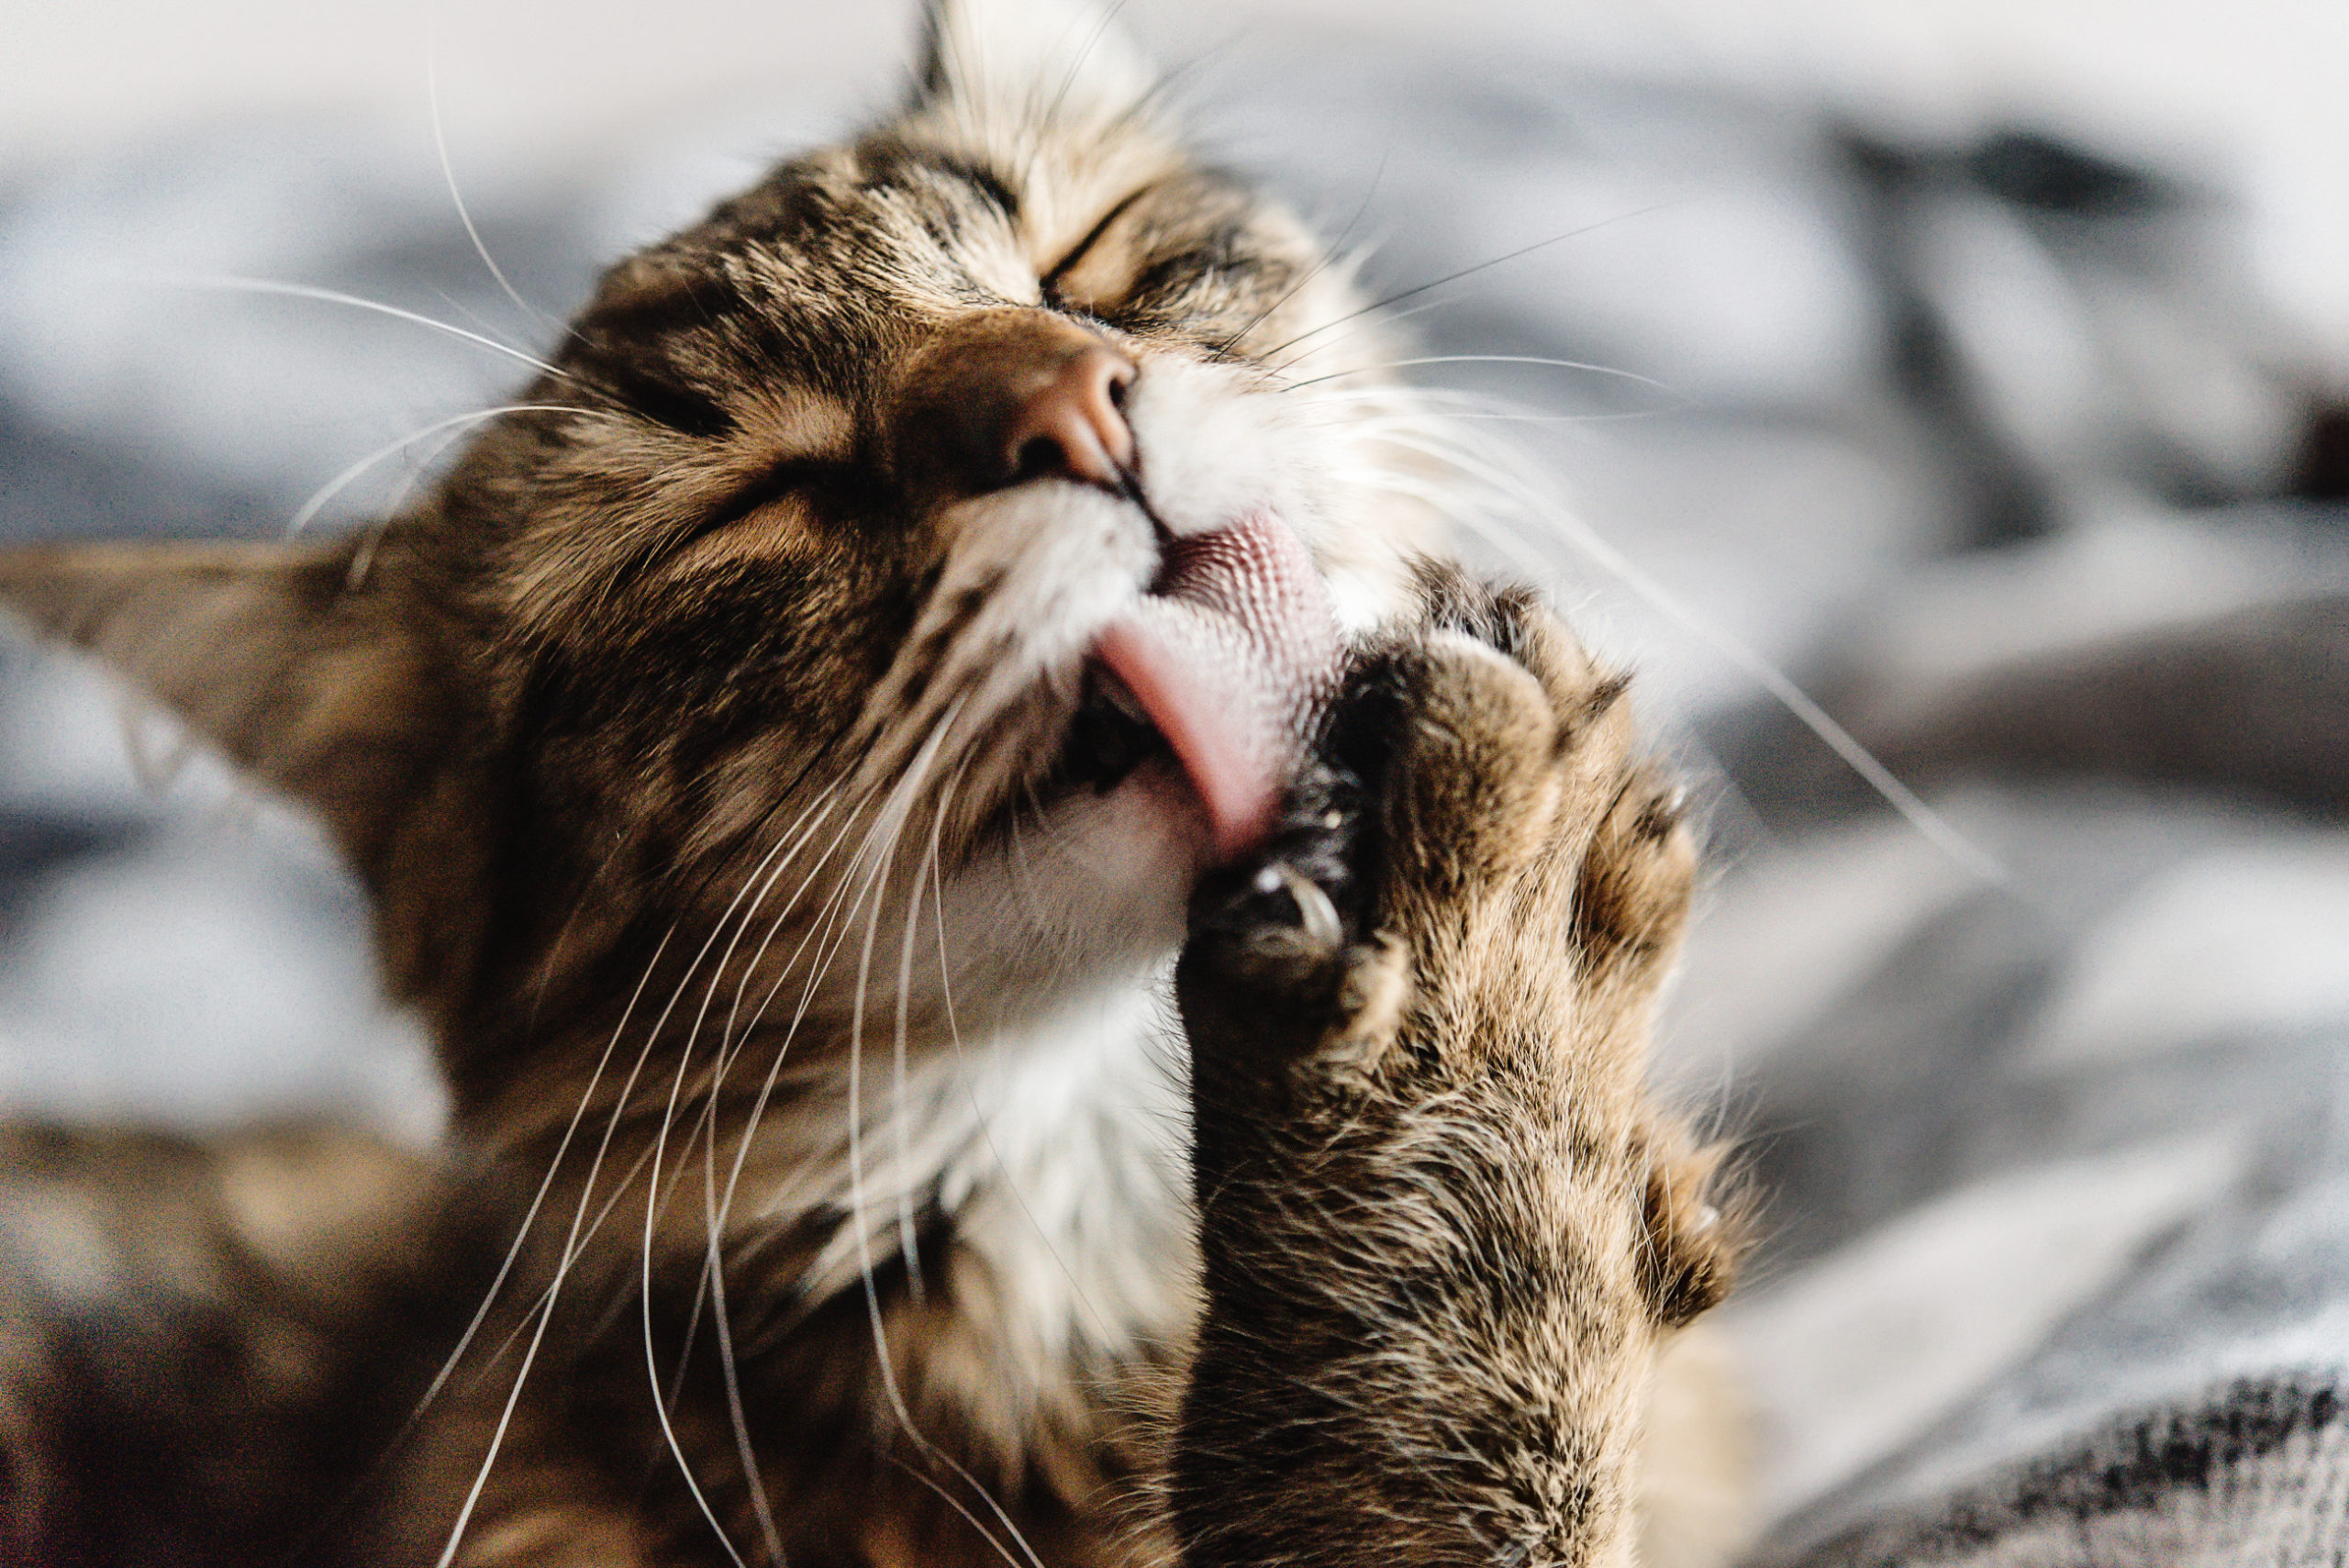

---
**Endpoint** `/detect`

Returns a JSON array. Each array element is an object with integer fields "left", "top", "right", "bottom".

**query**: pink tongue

[{"left": 1094, "top": 514, "right": 1343, "bottom": 861}]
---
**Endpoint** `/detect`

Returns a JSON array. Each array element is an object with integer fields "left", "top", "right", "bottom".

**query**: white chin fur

[{"left": 931, "top": 759, "right": 1205, "bottom": 1022}]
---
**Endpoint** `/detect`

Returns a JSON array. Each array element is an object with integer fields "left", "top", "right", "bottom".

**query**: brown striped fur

[{"left": 0, "top": 4, "right": 1745, "bottom": 1563}]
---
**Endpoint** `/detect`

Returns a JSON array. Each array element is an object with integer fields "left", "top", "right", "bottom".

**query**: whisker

[
  {"left": 1255, "top": 201, "right": 1677, "bottom": 365},
  {"left": 925, "top": 784, "right": 1121, "bottom": 1349},
  {"left": 710, "top": 784, "right": 898, "bottom": 1229},
  {"left": 831, "top": 713, "right": 1052, "bottom": 1568},
  {"left": 425, "top": 24, "right": 562, "bottom": 339},
  {"left": 710, "top": 784, "right": 868, "bottom": 1088},
  {"left": 845, "top": 712, "right": 962, "bottom": 1430},
  {"left": 1039, "top": 0, "right": 1141, "bottom": 134},
  {"left": 1341, "top": 419, "right": 2009, "bottom": 884},
  {"left": 708, "top": 790, "right": 905, "bottom": 1251},
  {"left": 434, "top": 910, "right": 711, "bottom": 1568},
  {"left": 609, "top": 772, "right": 907, "bottom": 1564},
  {"left": 629, "top": 789, "right": 889, "bottom": 1568},
  {"left": 1294, "top": 382, "right": 1674, "bottom": 421},
  {"left": 1216, "top": 153, "right": 1386, "bottom": 357},
  {"left": 640, "top": 1018, "right": 755, "bottom": 1568},
  {"left": 676, "top": 782, "right": 873, "bottom": 1568},
  {"left": 299, "top": 914, "right": 674, "bottom": 1568},
  {"left": 285, "top": 405, "right": 600, "bottom": 538},
  {"left": 474, "top": 1132, "right": 661, "bottom": 1373},
  {"left": 443, "top": 783, "right": 866, "bottom": 1567},
  {"left": 885, "top": 1454, "right": 1029, "bottom": 1568},
  {"left": 1253, "top": 292, "right": 1464, "bottom": 384},
  {"left": 702, "top": 1145, "right": 790, "bottom": 1567},
  {"left": 1281, "top": 354, "right": 1682, "bottom": 403},
  {"left": 142, "top": 271, "right": 571, "bottom": 382}
]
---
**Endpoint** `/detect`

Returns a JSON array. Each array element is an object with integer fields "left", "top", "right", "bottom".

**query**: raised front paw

[
  {"left": 1178, "top": 573, "right": 1696, "bottom": 1137},
  {"left": 1171, "top": 571, "right": 1737, "bottom": 1568}
]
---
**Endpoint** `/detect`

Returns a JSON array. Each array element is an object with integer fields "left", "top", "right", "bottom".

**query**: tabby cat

[{"left": 0, "top": 2, "right": 1744, "bottom": 1562}]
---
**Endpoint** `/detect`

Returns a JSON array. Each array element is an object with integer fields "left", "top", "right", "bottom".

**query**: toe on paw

[
  {"left": 1378, "top": 632, "right": 1567, "bottom": 895},
  {"left": 1568, "top": 768, "right": 1697, "bottom": 984}
]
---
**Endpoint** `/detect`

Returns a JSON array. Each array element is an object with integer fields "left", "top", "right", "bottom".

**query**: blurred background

[{"left": 4, "top": 2, "right": 2347, "bottom": 1558}]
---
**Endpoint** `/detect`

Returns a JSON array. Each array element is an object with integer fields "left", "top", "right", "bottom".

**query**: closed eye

[
  {"left": 1041, "top": 183, "right": 1160, "bottom": 301},
  {"left": 707, "top": 458, "right": 841, "bottom": 531},
  {"left": 653, "top": 457, "right": 848, "bottom": 573}
]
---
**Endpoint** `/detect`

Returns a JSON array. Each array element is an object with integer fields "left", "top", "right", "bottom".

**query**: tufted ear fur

[
  {"left": 913, "top": 0, "right": 1154, "bottom": 130},
  {"left": 0, "top": 539, "right": 457, "bottom": 883}
]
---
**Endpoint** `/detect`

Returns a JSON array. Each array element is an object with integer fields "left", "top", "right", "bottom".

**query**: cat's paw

[
  {"left": 1364, "top": 578, "right": 1696, "bottom": 1024},
  {"left": 1177, "top": 573, "right": 1695, "bottom": 1106},
  {"left": 1169, "top": 575, "right": 1738, "bottom": 1567}
]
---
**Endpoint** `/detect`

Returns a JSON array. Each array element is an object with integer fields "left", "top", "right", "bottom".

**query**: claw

[{"left": 1252, "top": 861, "right": 1341, "bottom": 949}]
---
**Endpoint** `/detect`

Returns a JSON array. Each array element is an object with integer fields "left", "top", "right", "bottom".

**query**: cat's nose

[
  {"left": 896, "top": 312, "right": 1140, "bottom": 499},
  {"left": 1005, "top": 342, "right": 1136, "bottom": 488}
]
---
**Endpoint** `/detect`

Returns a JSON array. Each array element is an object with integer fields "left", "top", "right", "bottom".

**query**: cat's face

[{"left": 0, "top": 0, "right": 1446, "bottom": 1075}]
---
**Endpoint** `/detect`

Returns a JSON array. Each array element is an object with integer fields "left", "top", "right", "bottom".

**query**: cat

[{"left": 0, "top": 1, "right": 1744, "bottom": 1562}]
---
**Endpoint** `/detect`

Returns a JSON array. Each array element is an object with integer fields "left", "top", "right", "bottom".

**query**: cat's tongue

[{"left": 1095, "top": 515, "right": 1342, "bottom": 862}]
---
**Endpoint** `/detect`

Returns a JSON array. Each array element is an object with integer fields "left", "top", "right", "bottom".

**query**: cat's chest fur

[{"left": 763, "top": 973, "right": 1198, "bottom": 1394}]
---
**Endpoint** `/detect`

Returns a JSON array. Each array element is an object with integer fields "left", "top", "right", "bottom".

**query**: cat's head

[{"left": 0, "top": 0, "right": 1449, "bottom": 1092}]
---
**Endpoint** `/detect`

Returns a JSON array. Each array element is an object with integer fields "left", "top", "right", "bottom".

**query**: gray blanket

[{"left": 2, "top": 31, "right": 2343, "bottom": 1563}]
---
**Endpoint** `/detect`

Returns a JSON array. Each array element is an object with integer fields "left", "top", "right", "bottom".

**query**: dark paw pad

[
  {"left": 1180, "top": 762, "right": 1377, "bottom": 1041},
  {"left": 1184, "top": 760, "right": 1372, "bottom": 967}
]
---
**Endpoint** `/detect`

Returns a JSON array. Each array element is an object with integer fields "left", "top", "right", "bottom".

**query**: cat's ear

[
  {"left": 0, "top": 539, "right": 452, "bottom": 874},
  {"left": 912, "top": 0, "right": 1154, "bottom": 128}
]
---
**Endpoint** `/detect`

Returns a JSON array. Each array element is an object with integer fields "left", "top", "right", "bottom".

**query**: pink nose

[
  {"left": 1006, "top": 342, "right": 1136, "bottom": 488},
  {"left": 896, "top": 312, "right": 1143, "bottom": 498}
]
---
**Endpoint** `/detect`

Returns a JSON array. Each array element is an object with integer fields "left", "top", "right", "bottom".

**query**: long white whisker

[
  {"left": 831, "top": 728, "right": 1052, "bottom": 1568},
  {"left": 143, "top": 272, "right": 570, "bottom": 381},
  {"left": 640, "top": 1007, "right": 754, "bottom": 1568},
  {"left": 433, "top": 917, "right": 696, "bottom": 1568},
  {"left": 702, "top": 1140, "right": 791, "bottom": 1568},
  {"left": 885, "top": 1455, "right": 1029, "bottom": 1568},
  {"left": 844, "top": 713, "right": 961, "bottom": 1432},
  {"left": 707, "top": 786, "right": 912, "bottom": 1284},
  {"left": 1283, "top": 353, "right": 1681, "bottom": 402},
  {"left": 629, "top": 789, "right": 881, "bottom": 1568},
  {"left": 474, "top": 1132, "right": 661, "bottom": 1372},
  {"left": 1275, "top": 292, "right": 1463, "bottom": 368},
  {"left": 285, "top": 405, "right": 592, "bottom": 537},
  {"left": 606, "top": 772, "right": 896, "bottom": 1563},
  {"left": 890, "top": 806, "right": 935, "bottom": 1297},
  {"left": 710, "top": 784, "right": 865, "bottom": 1085},
  {"left": 443, "top": 789, "right": 859, "bottom": 1567},
  {"left": 1359, "top": 420, "right": 2008, "bottom": 884},
  {"left": 368, "top": 919, "right": 674, "bottom": 1551},
  {"left": 1291, "top": 384, "right": 1680, "bottom": 428},
  {"left": 425, "top": 23, "right": 558, "bottom": 336},
  {"left": 1255, "top": 201, "right": 1677, "bottom": 365},
  {"left": 710, "top": 784, "right": 900, "bottom": 1235},
  {"left": 819, "top": 712, "right": 1052, "bottom": 1568},
  {"left": 673, "top": 782, "right": 870, "bottom": 1568}
]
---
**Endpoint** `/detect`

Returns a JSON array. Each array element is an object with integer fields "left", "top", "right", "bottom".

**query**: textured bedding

[{"left": 2, "top": 28, "right": 2343, "bottom": 1562}]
